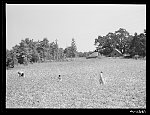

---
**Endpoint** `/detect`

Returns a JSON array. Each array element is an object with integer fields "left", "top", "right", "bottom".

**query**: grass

[{"left": 6, "top": 57, "right": 146, "bottom": 108}]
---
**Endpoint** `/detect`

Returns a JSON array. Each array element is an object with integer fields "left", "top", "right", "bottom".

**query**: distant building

[
  {"left": 123, "top": 53, "right": 132, "bottom": 58},
  {"left": 86, "top": 51, "right": 99, "bottom": 59},
  {"left": 86, "top": 48, "right": 123, "bottom": 58},
  {"left": 108, "top": 48, "right": 123, "bottom": 57}
]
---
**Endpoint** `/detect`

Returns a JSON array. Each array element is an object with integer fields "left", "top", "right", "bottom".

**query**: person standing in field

[{"left": 99, "top": 71, "right": 104, "bottom": 85}]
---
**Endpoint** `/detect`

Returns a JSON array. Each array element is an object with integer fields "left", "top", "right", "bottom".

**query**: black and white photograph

[{"left": 6, "top": 4, "right": 146, "bottom": 109}]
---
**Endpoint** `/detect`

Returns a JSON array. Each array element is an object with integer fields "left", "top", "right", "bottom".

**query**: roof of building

[
  {"left": 113, "top": 48, "right": 122, "bottom": 54},
  {"left": 123, "top": 54, "right": 130, "bottom": 56},
  {"left": 86, "top": 51, "right": 98, "bottom": 59}
]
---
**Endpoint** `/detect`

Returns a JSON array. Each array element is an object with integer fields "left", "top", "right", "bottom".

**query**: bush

[{"left": 6, "top": 58, "right": 14, "bottom": 69}]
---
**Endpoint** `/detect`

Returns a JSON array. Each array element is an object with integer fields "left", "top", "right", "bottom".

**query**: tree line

[
  {"left": 6, "top": 28, "right": 146, "bottom": 69},
  {"left": 94, "top": 28, "right": 146, "bottom": 57},
  {"left": 6, "top": 38, "right": 78, "bottom": 68}
]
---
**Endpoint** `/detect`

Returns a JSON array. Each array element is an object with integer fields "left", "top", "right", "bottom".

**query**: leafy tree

[
  {"left": 124, "top": 35, "right": 134, "bottom": 54},
  {"left": 78, "top": 52, "right": 85, "bottom": 57},
  {"left": 94, "top": 35, "right": 113, "bottom": 55},
  {"left": 48, "top": 40, "right": 59, "bottom": 60},
  {"left": 49, "top": 42, "right": 55, "bottom": 60},
  {"left": 129, "top": 31, "right": 146, "bottom": 57},
  {"left": 6, "top": 49, "right": 15, "bottom": 68},
  {"left": 64, "top": 38, "right": 77, "bottom": 58},
  {"left": 70, "top": 38, "right": 77, "bottom": 57},
  {"left": 140, "top": 30, "right": 146, "bottom": 56},
  {"left": 58, "top": 48, "right": 64, "bottom": 60},
  {"left": 6, "top": 36, "right": 68, "bottom": 69},
  {"left": 54, "top": 39, "right": 59, "bottom": 60},
  {"left": 17, "top": 39, "right": 30, "bottom": 64},
  {"left": 94, "top": 35, "right": 106, "bottom": 49},
  {"left": 95, "top": 28, "right": 133, "bottom": 56},
  {"left": 64, "top": 46, "right": 72, "bottom": 58},
  {"left": 35, "top": 38, "right": 50, "bottom": 62},
  {"left": 114, "top": 28, "right": 131, "bottom": 54},
  {"left": 40, "top": 38, "right": 50, "bottom": 61}
]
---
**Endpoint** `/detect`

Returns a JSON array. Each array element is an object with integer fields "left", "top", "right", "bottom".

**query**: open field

[{"left": 6, "top": 57, "right": 146, "bottom": 108}]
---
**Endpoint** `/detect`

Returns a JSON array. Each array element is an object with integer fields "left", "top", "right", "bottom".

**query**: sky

[{"left": 6, "top": 4, "right": 146, "bottom": 52}]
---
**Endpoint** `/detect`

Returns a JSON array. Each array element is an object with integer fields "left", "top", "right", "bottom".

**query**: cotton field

[{"left": 6, "top": 57, "right": 146, "bottom": 108}]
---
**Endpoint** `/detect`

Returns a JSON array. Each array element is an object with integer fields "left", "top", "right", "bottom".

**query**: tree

[
  {"left": 49, "top": 42, "right": 55, "bottom": 60},
  {"left": 114, "top": 28, "right": 131, "bottom": 54},
  {"left": 6, "top": 49, "right": 14, "bottom": 68},
  {"left": 94, "top": 28, "right": 133, "bottom": 56},
  {"left": 129, "top": 31, "right": 146, "bottom": 57},
  {"left": 94, "top": 35, "right": 113, "bottom": 56},
  {"left": 58, "top": 48, "right": 64, "bottom": 59},
  {"left": 54, "top": 39, "right": 59, "bottom": 60},
  {"left": 64, "top": 46, "right": 72, "bottom": 58},
  {"left": 11, "top": 45, "right": 20, "bottom": 65},
  {"left": 124, "top": 35, "right": 134, "bottom": 54},
  {"left": 6, "top": 37, "right": 68, "bottom": 68},
  {"left": 70, "top": 38, "right": 77, "bottom": 58},
  {"left": 35, "top": 38, "right": 50, "bottom": 62},
  {"left": 41, "top": 38, "right": 50, "bottom": 61},
  {"left": 77, "top": 52, "right": 87, "bottom": 57},
  {"left": 94, "top": 35, "right": 106, "bottom": 49},
  {"left": 28, "top": 40, "right": 40, "bottom": 63},
  {"left": 18, "top": 39, "right": 30, "bottom": 64},
  {"left": 140, "top": 29, "right": 146, "bottom": 56},
  {"left": 25, "top": 38, "right": 35, "bottom": 63},
  {"left": 64, "top": 38, "right": 77, "bottom": 58}
]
